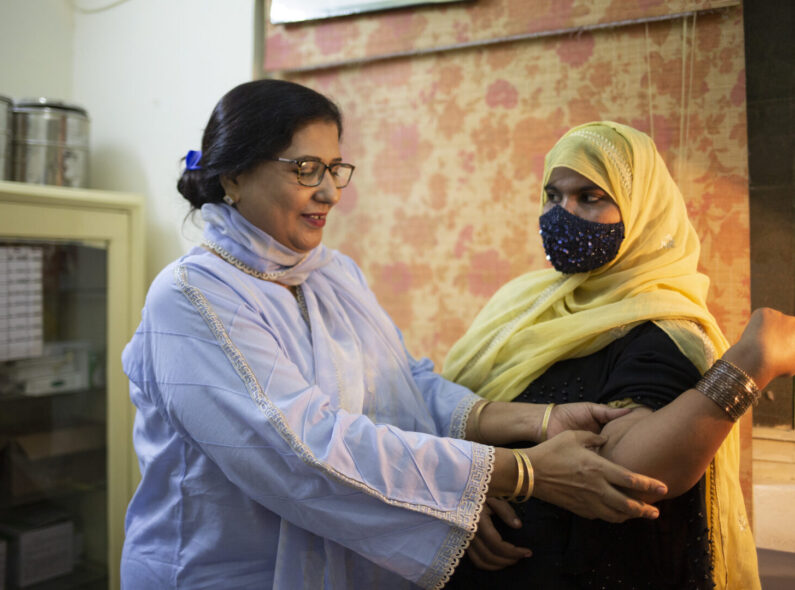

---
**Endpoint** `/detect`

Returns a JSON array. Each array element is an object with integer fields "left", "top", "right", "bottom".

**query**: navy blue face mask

[{"left": 538, "top": 205, "right": 625, "bottom": 274}]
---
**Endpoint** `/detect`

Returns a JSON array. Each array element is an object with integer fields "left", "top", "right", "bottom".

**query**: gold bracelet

[
  {"left": 514, "top": 449, "right": 534, "bottom": 502},
  {"left": 470, "top": 400, "right": 492, "bottom": 443},
  {"left": 541, "top": 403, "right": 555, "bottom": 441},
  {"left": 508, "top": 449, "right": 525, "bottom": 502},
  {"left": 695, "top": 359, "right": 760, "bottom": 422}
]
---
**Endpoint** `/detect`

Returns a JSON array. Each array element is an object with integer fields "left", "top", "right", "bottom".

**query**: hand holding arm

[
  {"left": 470, "top": 430, "right": 666, "bottom": 571},
  {"left": 486, "top": 431, "right": 666, "bottom": 521},
  {"left": 468, "top": 399, "right": 632, "bottom": 445},
  {"left": 597, "top": 308, "right": 795, "bottom": 500}
]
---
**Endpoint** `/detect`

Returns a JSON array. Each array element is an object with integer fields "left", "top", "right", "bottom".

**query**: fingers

[
  {"left": 569, "top": 429, "right": 607, "bottom": 449},
  {"left": 590, "top": 484, "right": 661, "bottom": 522},
  {"left": 467, "top": 535, "right": 531, "bottom": 570},
  {"left": 594, "top": 405, "right": 633, "bottom": 424},
  {"left": 528, "top": 431, "right": 667, "bottom": 522},
  {"left": 580, "top": 453, "right": 668, "bottom": 519},
  {"left": 469, "top": 507, "right": 532, "bottom": 570},
  {"left": 602, "top": 462, "right": 668, "bottom": 499},
  {"left": 486, "top": 498, "right": 521, "bottom": 529}
]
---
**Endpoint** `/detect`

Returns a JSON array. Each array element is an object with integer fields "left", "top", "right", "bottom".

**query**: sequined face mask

[{"left": 538, "top": 205, "right": 625, "bottom": 274}]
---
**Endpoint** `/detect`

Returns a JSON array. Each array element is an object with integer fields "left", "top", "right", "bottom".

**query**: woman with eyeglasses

[
  {"left": 121, "top": 80, "right": 676, "bottom": 590},
  {"left": 442, "top": 121, "right": 795, "bottom": 589},
  {"left": 120, "top": 81, "right": 794, "bottom": 590}
]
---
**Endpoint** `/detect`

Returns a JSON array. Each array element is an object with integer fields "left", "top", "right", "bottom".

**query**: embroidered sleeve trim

[
  {"left": 450, "top": 394, "right": 481, "bottom": 439},
  {"left": 416, "top": 442, "right": 495, "bottom": 590}
]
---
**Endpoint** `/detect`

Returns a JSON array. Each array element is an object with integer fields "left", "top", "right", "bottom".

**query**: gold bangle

[
  {"left": 515, "top": 450, "right": 534, "bottom": 502},
  {"left": 541, "top": 403, "right": 555, "bottom": 441},
  {"left": 508, "top": 449, "right": 525, "bottom": 502},
  {"left": 470, "top": 400, "right": 492, "bottom": 443}
]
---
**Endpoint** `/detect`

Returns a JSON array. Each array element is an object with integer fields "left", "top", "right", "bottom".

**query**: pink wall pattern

[
  {"left": 266, "top": 1, "right": 753, "bottom": 511},
  {"left": 264, "top": 0, "right": 740, "bottom": 71}
]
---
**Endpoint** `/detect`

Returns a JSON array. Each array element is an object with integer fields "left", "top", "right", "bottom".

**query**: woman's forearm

[
  {"left": 467, "top": 398, "right": 634, "bottom": 446},
  {"left": 466, "top": 401, "right": 547, "bottom": 445},
  {"left": 598, "top": 338, "right": 775, "bottom": 500},
  {"left": 598, "top": 389, "right": 732, "bottom": 499}
]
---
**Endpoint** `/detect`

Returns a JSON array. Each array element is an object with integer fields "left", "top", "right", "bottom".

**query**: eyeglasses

[{"left": 271, "top": 158, "right": 355, "bottom": 189}]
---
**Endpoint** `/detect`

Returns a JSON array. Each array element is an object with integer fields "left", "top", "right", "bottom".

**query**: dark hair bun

[{"left": 177, "top": 168, "right": 224, "bottom": 209}]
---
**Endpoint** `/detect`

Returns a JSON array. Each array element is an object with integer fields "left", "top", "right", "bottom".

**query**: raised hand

[{"left": 724, "top": 308, "right": 795, "bottom": 389}]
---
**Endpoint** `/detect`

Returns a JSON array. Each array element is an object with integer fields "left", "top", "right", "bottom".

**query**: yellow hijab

[{"left": 442, "top": 121, "right": 759, "bottom": 589}]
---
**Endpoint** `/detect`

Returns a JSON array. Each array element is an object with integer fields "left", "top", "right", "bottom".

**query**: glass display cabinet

[{"left": 0, "top": 181, "right": 144, "bottom": 590}]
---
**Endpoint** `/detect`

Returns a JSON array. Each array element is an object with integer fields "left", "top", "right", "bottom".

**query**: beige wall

[
  {"left": 0, "top": 0, "right": 74, "bottom": 100},
  {"left": 2, "top": 0, "right": 257, "bottom": 284},
  {"left": 72, "top": 0, "right": 256, "bottom": 283}
]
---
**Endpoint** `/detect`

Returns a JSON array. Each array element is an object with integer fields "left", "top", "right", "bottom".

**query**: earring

[{"left": 222, "top": 195, "right": 236, "bottom": 206}]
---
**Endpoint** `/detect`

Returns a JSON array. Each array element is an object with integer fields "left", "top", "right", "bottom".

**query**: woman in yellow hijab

[{"left": 443, "top": 121, "right": 766, "bottom": 589}]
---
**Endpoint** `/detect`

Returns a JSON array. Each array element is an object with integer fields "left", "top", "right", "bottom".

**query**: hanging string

[
  {"left": 683, "top": 12, "right": 698, "bottom": 199},
  {"left": 645, "top": 22, "right": 654, "bottom": 140},
  {"left": 677, "top": 16, "right": 689, "bottom": 183}
]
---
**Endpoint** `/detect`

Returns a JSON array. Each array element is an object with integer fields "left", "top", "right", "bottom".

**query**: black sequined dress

[{"left": 446, "top": 322, "right": 714, "bottom": 590}]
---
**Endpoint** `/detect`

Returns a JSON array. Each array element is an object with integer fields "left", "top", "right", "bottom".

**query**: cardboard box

[
  {"left": 0, "top": 506, "right": 73, "bottom": 587},
  {"left": 0, "top": 424, "right": 105, "bottom": 501}
]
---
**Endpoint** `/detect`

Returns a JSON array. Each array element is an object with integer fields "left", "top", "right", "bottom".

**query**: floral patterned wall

[
  {"left": 264, "top": 0, "right": 740, "bottom": 71},
  {"left": 264, "top": 1, "right": 753, "bottom": 508}
]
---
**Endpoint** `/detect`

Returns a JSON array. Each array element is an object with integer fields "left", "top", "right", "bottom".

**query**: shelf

[
  {"left": 0, "top": 387, "right": 106, "bottom": 403},
  {"left": 14, "top": 560, "right": 108, "bottom": 590},
  {"left": 0, "top": 480, "right": 108, "bottom": 510}
]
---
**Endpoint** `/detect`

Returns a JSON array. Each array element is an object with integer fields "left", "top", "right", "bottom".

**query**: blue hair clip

[{"left": 185, "top": 150, "right": 202, "bottom": 171}]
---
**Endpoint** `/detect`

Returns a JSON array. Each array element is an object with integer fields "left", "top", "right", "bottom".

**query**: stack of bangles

[
  {"left": 471, "top": 400, "right": 535, "bottom": 503},
  {"left": 694, "top": 359, "right": 761, "bottom": 422},
  {"left": 505, "top": 448, "right": 534, "bottom": 503}
]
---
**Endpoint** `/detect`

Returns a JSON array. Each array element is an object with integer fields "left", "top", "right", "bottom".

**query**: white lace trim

[
  {"left": 657, "top": 318, "right": 717, "bottom": 369},
  {"left": 417, "top": 443, "right": 495, "bottom": 590},
  {"left": 202, "top": 240, "right": 297, "bottom": 281},
  {"left": 450, "top": 395, "right": 482, "bottom": 439},
  {"left": 570, "top": 129, "right": 633, "bottom": 198}
]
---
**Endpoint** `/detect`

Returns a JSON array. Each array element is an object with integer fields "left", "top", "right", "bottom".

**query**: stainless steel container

[
  {"left": 0, "top": 95, "right": 11, "bottom": 180},
  {"left": 12, "top": 98, "right": 90, "bottom": 187}
]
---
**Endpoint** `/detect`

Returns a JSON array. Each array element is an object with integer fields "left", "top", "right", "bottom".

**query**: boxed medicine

[{"left": 0, "top": 505, "right": 73, "bottom": 587}]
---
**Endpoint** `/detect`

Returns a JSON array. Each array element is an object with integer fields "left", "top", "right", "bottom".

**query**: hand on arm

[
  {"left": 594, "top": 308, "right": 795, "bottom": 500},
  {"left": 485, "top": 432, "right": 666, "bottom": 520},
  {"left": 471, "top": 430, "right": 666, "bottom": 571},
  {"left": 468, "top": 399, "right": 632, "bottom": 445}
]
